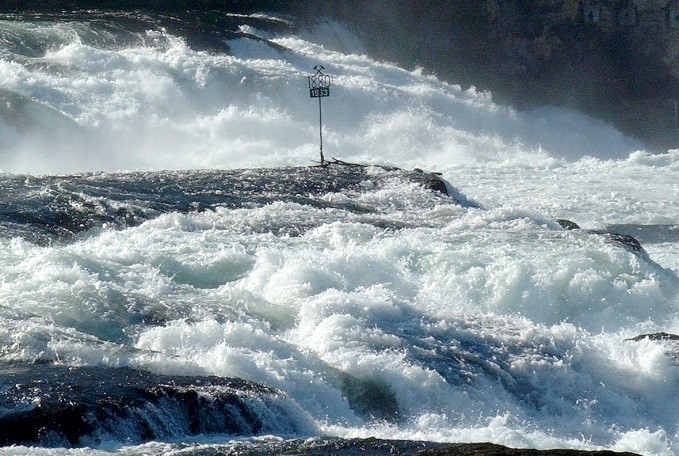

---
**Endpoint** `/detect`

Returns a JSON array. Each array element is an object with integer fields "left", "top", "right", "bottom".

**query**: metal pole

[
  {"left": 675, "top": 100, "right": 678, "bottom": 147},
  {"left": 308, "top": 65, "right": 330, "bottom": 165},
  {"left": 319, "top": 95, "right": 324, "bottom": 165}
]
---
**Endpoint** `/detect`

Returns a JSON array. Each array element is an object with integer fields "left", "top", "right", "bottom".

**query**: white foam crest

[
  {"left": 446, "top": 150, "right": 679, "bottom": 227},
  {"left": 135, "top": 319, "right": 363, "bottom": 426},
  {"left": 221, "top": 205, "right": 676, "bottom": 330},
  {"left": 311, "top": 313, "right": 679, "bottom": 454},
  {"left": 8, "top": 194, "right": 666, "bottom": 344},
  {"left": 110, "top": 209, "right": 676, "bottom": 446},
  {"left": 613, "top": 429, "right": 674, "bottom": 456}
]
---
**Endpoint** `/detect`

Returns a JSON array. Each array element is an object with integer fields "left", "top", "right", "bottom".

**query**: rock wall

[{"left": 305, "top": 0, "right": 679, "bottom": 152}]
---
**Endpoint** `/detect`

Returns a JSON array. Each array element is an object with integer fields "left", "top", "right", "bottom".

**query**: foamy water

[{"left": 1, "top": 12, "right": 678, "bottom": 456}]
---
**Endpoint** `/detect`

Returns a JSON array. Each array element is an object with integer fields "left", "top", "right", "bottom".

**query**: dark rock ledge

[
  {"left": 325, "top": 158, "right": 481, "bottom": 208},
  {"left": 0, "top": 364, "right": 315, "bottom": 447},
  {"left": 416, "top": 443, "right": 639, "bottom": 456},
  {"left": 0, "top": 162, "right": 465, "bottom": 245},
  {"left": 168, "top": 436, "right": 641, "bottom": 455}
]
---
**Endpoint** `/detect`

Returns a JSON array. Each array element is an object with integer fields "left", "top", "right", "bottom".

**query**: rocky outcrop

[
  {"left": 556, "top": 219, "right": 581, "bottom": 230},
  {"left": 417, "top": 442, "right": 639, "bottom": 455},
  {"left": 0, "top": 364, "right": 641, "bottom": 453},
  {"left": 0, "top": 364, "right": 314, "bottom": 447},
  {"left": 411, "top": 169, "right": 449, "bottom": 196},
  {"left": 0, "top": 164, "right": 467, "bottom": 245},
  {"left": 590, "top": 231, "right": 646, "bottom": 254}
]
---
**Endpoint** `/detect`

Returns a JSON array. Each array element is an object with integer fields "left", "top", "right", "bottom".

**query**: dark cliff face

[{"left": 300, "top": 0, "right": 679, "bottom": 152}]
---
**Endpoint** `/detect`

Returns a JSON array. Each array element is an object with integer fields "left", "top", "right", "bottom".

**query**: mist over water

[
  {"left": 0, "top": 16, "right": 645, "bottom": 174},
  {"left": 1, "top": 11, "right": 679, "bottom": 456}
]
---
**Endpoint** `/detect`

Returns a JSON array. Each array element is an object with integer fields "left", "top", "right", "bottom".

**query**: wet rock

[
  {"left": 0, "top": 164, "right": 476, "bottom": 245},
  {"left": 555, "top": 219, "right": 647, "bottom": 257},
  {"left": 340, "top": 374, "right": 400, "bottom": 423},
  {"left": 409, "top": 169, "right": 449, "bottom": 196},
  {"left": 418, "top": 442, "right": 640, "bottom": 455},
  {"left": 191, "top": 437, "right": 641, "bottom": 455},
  {"left": 556, "top": 219, "right": 580, "bottom": 230},
  {"left": 590, "top": 231, "right": 645, "bottom": 254},
  {"left": 625, "top": 332, "right": 679, "bottom": 342},
  {"left": 0, "top": 364, "right": 314, "bottom": 447}
]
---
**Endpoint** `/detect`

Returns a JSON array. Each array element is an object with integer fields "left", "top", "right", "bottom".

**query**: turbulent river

[{"left": 1, "top": 8, "right": 679, "bottom": 456}]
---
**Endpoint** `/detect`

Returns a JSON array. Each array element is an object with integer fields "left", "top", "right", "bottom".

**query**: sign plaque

[{"left": 306, "top": 66, "right": 333, "bottom": 165}]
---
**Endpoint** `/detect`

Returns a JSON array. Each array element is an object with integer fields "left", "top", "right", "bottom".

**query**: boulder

[{"left": 556, "top": 219, "right": 581, "bottom": 230}]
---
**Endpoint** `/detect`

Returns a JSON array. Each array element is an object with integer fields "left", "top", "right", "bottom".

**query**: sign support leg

[
  {"left": 319, "top": 95, "right": 324, "bottom": 165},
  {"left": 675, "top": 100, "right": 678, "bottom": 148}
]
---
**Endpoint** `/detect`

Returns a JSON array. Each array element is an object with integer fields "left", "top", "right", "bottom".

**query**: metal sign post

[{"left": 307, "top": 65, "right": 332, "bottom": 165}]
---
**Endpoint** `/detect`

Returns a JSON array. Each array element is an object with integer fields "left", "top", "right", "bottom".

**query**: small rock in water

[
  {"left": 556, "top": 219, "right": 581, "bottom": 230},
  {"left": 625, "top": 332, "right": 679, "bottom": 342}
]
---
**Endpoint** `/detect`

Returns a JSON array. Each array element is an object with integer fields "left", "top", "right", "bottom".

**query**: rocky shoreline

[{"left": 157, "top": 437, "right": 642, "bottom": 455}]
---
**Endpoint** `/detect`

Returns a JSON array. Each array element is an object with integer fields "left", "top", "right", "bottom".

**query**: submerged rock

[
  {"left": 589, "top": 231, "right": 646, "bottom": 255},
  {"left": 556, "top": 218, "right": 649, "bottom": 257},
  {"left": 339, "top": 373, "right": 400, "bottom": 423},
  {"left": 416, "top": 442, "right": 639, "bottom": 456},
  {"left": 410, "top": 168, "right": 449, "bottom": 196}
]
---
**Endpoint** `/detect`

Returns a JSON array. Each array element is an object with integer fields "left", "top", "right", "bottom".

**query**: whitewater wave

[
  {"left": 0, "top": 12, "right": 645, "bottom": 176},
  {"left": 2, "top": 9, "right": 679, "bottom": 456}
]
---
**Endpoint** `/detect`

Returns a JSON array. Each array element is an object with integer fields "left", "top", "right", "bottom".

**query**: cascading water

[{"left": 0, "top": 9, "right": 678, "bottom": 456}]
